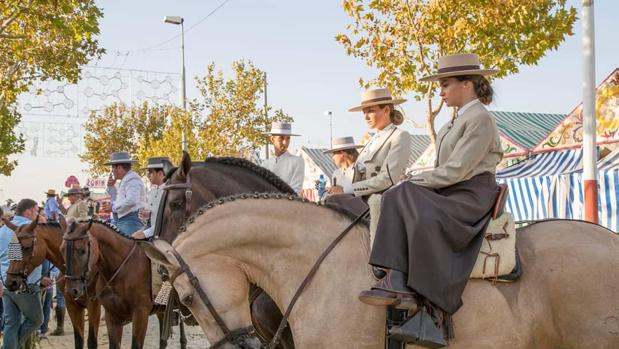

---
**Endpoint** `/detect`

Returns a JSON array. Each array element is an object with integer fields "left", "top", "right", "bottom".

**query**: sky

[{"left": 1, "top": 0, "right": 618, "bottom": 202}]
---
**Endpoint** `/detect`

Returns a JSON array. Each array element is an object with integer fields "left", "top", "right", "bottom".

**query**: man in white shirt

[
  {"left": 102, "top": 152, "right": 146, "bottom": 237},
  {"left": 261, "top": 122, "right": 305, "bottom": 194},
  {"left": 132, "top": 157, "right": 169, "bottom": 240}
]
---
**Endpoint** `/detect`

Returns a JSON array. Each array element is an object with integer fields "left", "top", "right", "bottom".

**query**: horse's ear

[
  {"left": 162, "top": 159, "right": 175, "bottom": 178},
  {"left": 138, "top": 239, "right": 180, "bottom": 271},
  {"left": 59, "top": 215, "right": 67, "bottom": 231},
  {"left": 179, "top": 151, "right": 192, "bottom": 177}
]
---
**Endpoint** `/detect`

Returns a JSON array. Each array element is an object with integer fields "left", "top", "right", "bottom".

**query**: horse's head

[
  {"left": 5, "top": 216, "right": 46, "bottom": 292},
  {"left": 61, "top": 219, "right": 95, "bottom": 299},
  {"left": 157, "top": 152, "right": 216, "bottom": 243},
  {"left": 141, "top": 239, "right": 262, "bottom": 349}
]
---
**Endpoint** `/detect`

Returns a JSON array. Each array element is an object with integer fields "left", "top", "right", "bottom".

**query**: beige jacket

[
  {"left": 409, "top": 102, "right": 503, "bottom": 189},
  {"left": 64, "top": 200, "right": 89, "bottom": 221},
  {"left": 352, "top": 125, "right": 412, "bottom": 197}
]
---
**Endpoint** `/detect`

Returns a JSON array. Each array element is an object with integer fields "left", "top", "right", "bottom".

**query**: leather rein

[{"left": 6, "top": 232, "right": 37, "bottom": 283}]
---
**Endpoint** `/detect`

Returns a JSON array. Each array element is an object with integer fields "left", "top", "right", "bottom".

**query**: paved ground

[{"left": 20, "top": 312, "right": 209, "bottom": 349}]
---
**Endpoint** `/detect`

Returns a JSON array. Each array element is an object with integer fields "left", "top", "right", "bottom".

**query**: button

[
  {"left": 371, "top": 173, "right": 377, "bottom": 177},
  {"left": 375, "top": 166, "right": 381, "bottom": 171}
]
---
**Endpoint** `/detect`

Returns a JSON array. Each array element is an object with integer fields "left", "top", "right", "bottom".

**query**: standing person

[
  {"left": 81, "top": 187, "right": 100, "bottom": 219},
  {"left": 261, "top": 122, "right": 305, "bottom": 194},
  {"left": 38, "top": 260, "right": 53, "bottom": 339},
  {"left": 358, "top": 53, "right": 503, "bottom": 347},
  {"left": 102, "top": 152, "right": 146, "bottom": 237},
  {"left": 323, "top": 136, "right": 363, "bottom": 195},
  {"left": 132, "top": 157, "right": 169, "bottom": 240},
  {"left": 42, "top": 190, "right": 60, "bottom": 222},
  {"left": 326, "top": 88, "right": 412, "bottom": 216},
  {"left": 0, "top": 199, "right": 53, "bottom": 349},
  {"left": 59, "top": 188, "right": 88, "bottom": 220}
]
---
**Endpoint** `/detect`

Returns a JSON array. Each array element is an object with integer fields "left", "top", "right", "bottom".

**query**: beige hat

[
  {"left": 420, "top": 53, "right": 498, "bottom": 82},
  {"left": 265, "top": 122, "right": 300, "bottom": 136},
  {"left": 323, "top": 136, "right": 364, "bottom": 154},
  {"left": 44, "top": 189, "right": 57, "bottom": 196},
  {"left": 348, "top": 88, "right": 406, "bottom": 112}
]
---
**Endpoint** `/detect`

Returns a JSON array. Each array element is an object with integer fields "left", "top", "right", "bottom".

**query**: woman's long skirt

[{"left": 369, "top": 173, "right": 498, "bottom": 314}]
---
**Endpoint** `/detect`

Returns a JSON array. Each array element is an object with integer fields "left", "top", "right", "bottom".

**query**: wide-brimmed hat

[
  {"left": 265, "top": 122, "right": 300, "bottom": 136},
  {"left": 420, "top": 53, "right": 498, "bottom": 82},
  {"left": 63, "top": 188, "right": 82, "bottom": 197},
  {"left": 104, "top": 151, "right": 138, "bottom": 165},
  {"left": 44, "top": 189, "right": 57, "bottom": 196},
  {"left": 81, "top": 187, "right": 91, "bottom": 195},
  {"left": 143, "top": 156, "right": 171, "bottom": 170},
  {"left": 348, "top": 88, "right": 406, "bottom": 112},
  {"left": 323, "top": 136, "right": 364, "bottom": 154}
]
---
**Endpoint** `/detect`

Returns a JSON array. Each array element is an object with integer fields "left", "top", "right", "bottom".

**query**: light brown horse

[
  {"left": 143, "top": 194, "right": 619, "bottom": 348},
  {"left": 62, "top": 220, "right": 157, "bottom": 349},
  {"left": 5, "top": 218, "right": 102, "bottom": 349}
]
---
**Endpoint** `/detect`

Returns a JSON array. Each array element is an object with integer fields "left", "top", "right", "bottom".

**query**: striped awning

[
  {"left": 492, "top": 111, "right": 566, "bottom": 150},
  {"left": 497, "top": 148, "right": 583, "bottom": 179}
]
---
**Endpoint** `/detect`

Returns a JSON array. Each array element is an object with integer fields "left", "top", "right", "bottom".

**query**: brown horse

[
  {"left": 144, "top": 194, "right": 619, "bottom": 348},
  {"left": 155, "top": 153, "right": 296, "bottom": 348},
  {"left": 5, "top": 217, "right": 102, "bottom": 349},
  {"left": 62, "top": 219, "right": 157, "bottom": 349}
]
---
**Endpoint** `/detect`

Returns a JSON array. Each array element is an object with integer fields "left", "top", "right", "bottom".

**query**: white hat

[
  {"left": 323, "top": 136, "right": 364, "bottom": 154},
  {"left": 420, "top": 53, "right": 498, "bottom": 82},
  {"left": 349, "top": 88, "right": 406, "bottom": 112},
  {"left": 265, "top": 122, "right": 300, "bottom": 136}
]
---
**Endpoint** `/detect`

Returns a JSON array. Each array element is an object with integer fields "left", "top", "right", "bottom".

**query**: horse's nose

[
  {"left": 70, "top": 288, "right": 81, "bottom": 298},
  {"left": 8, "top": 279, "right": 19, "bottom": 291}
]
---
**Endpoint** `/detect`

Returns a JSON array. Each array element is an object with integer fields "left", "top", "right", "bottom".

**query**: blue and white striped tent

[{"left": 497, "top": 147, "right": 619, "bottom": 232}]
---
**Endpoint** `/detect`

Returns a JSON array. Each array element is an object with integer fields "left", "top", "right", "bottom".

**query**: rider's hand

[
  {"left": 107, "top": 174, "right": 117, "bottom": 188},
  {"left": 101, "top": 201, "right": 112, "bottom": 212},
  {"left": 327, "top": 185, "right": 344, "bottom": 194},
  {"left": 132, "top": 230, "right": 146, "bottom": 240},
  {"left": 40, "top": 277, "right": 53, "bottom": 287}
]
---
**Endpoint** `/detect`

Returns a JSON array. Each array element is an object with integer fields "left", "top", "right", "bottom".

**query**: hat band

[
  {"left": 437, "top": 64, "right": 481, "bottom": 74},
  {"left": 361, "top": 96, "right": 394, "bottom": 105}
]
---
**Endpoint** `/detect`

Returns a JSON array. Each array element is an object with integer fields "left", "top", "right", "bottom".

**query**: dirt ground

[{"left": 32, "top": 312, "right": 210, "bottom": 349}]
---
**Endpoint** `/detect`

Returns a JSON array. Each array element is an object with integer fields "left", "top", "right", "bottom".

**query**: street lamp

[
  {"left": 163, "top": 15, "right": 188, "bottom": 152},
  {"left": 324, "top": 111, "right": 333, "bottom": 146}
]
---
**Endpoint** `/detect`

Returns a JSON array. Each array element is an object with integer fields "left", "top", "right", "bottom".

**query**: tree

[
  {"left": 81, "top": 60, "right": 293, "bottom": 173},
  {"left": 0, "top": 0, "right": 104, "bottom": 174},
  {"left": 336, "top": 0, "right": 577, "bottom": 143}
]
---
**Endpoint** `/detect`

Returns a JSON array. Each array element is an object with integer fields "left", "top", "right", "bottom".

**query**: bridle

[
  {"left": 6, "top": 232, "right": 38, "bottom": 288},
  {"left": 63, "top": 222, "right": 93, "bottom": 291},
  {"left": 167, "top": 247, "right": 257, "bottom": 349},
  {"left": 154, "top": 170, "right": 192, "bottom": 238},
  {"left": 161, "top": 206, "right": 370, "bottom": 349}
]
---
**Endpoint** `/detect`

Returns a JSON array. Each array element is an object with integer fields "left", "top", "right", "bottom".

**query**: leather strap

[
  {"left": 267, "top": 207, "right": 370, "bottom": 348},
  {"left": 93, "top": 241, "right": 138, "bottom": 299}
]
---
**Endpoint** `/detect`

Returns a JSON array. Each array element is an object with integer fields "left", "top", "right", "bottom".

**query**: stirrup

[{"left": 388, "top": 308, "right": 447, "bottom": 348}]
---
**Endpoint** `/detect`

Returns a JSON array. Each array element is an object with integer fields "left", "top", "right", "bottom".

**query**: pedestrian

[
  {"left": 261, "top": 122, "right": 305, "bottom": 194},
  {"left": 102, "top": 152, "right": 147, "bottom": 237},
  {"left": 0, "top": 199, "right": 53, "bottom": 349},
  {"left": 42, "top": 190, "right": 60, "bottom": 222}
]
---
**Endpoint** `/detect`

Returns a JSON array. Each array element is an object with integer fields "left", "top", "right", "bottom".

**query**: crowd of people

[{"left": 0, "top": 53, "right": 503, "bottom": 348}]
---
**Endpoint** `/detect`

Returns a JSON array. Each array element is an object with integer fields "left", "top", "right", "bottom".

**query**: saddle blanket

[{"left": 470, "top": 212, "right": 517, "bottom": 280}]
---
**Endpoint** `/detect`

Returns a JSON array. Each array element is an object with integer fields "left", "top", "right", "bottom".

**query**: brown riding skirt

[{"left": 369, "top": 172, "right": 498, "bottom": 314}]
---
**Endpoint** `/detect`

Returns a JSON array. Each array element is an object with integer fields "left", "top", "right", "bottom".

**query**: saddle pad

[{"left": 470, "top": 212, "right": 517, "bottom": 280}]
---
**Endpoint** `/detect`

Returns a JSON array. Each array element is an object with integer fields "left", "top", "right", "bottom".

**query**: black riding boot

[{"left": 50, "top": 307, "right": 65, "bottom": 336}]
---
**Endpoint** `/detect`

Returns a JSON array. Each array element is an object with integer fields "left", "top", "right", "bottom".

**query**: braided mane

[
  {"left": 90, "top": 220, "right": 134, "bottom": 240},
  {"left": 165, "top": 157, "right": 296, "bottom": 195},
  {"left": 178, "top": 192, "right": 368, "bottom": 234}
]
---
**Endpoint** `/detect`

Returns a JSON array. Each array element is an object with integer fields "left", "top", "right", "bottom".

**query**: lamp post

[
  {"left": 164, "top": 15, "right": 188, "bottom": 152},
  {"left": 324, "top": 111, "right": 333, "bottom": 146}
]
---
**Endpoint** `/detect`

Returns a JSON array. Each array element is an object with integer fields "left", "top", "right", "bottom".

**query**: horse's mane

[
  {"left": 165, "top": 157, "right": 296, "bottom": 195},
  {"left": 91, "top": 220, "right": 133, "bottom": 240},
  {"left": 178, "top": 192, "right": 368, "bottom": 234},
  {"left": 38, "top": 222, "right": 61, "bottom": 228}
]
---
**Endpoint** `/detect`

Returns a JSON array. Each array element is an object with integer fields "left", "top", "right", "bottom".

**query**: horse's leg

[
  {"left": 86, "top": 300, "right": 102, "bottom": 349},
  {"left": 179, "top": 318, "right": 187, "bottom": 349},
  {"left": 251, "top": 291, "right": 295, "bottom": 349},
  {"left": 65, "top": 295, "right": 86, "bottom": 349},
  {"left": 130, "top": 308, "right": 151, "bottom": 349},
  {"left": 105, "top": 313, "right": 124, "bottom": 349},
  {"left": 156, "top": 312, "right": 168, "bottom": 349}
]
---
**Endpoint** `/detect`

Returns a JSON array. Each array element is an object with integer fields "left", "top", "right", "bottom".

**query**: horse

[
  {"left": 142, "top": 193, "right": 619, "bottom": 349},
  {"left": 5, "top": 217, "right": 103, "bottom": 349},
  {"left": 62, "top": 219, "right": 164, "bottom": 349},
  {"left": 154, "top": 152, "right": 297, "bottom": 348}
]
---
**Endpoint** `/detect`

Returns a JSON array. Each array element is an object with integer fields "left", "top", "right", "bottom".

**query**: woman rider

[{"left": 358, "top": 53, "right": 504, "bottom": 347}]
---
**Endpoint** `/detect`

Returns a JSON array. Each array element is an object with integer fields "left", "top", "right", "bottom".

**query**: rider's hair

[
  {"left": 454, "top": 75, "right": 494, "bottom": 105},
  {"left": 336, "top": 148, "right": 359, "bottom": 162},
  {"left": 15, "top": 199, "right": 37, "bottom": 216},
  {"left": 382, "top": 104, "right": 404, "bottom": 126},
  {"left": 115, "top": 163, "right": 132, "bottom": 171}
]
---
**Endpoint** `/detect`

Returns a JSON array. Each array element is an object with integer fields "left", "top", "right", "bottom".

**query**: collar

[
  {"left": 10, "top": 215, "right": 31, "bottom": 227},
  {"left": 457, "top": 99, "right": 479, "bottom": 117},
  {"left": 375, "top": 123, "right": 395, "bottom": 137},
  {"left": 275, "top": 151, "right": 291, "bottom": 161}
]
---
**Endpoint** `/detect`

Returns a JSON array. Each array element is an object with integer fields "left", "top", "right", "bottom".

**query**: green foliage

[
  {"left": 0, "top": 0, "right": 104, "bottom": 174},
  {"left": 337, "top": 0, "right": 577, "bottom": 142},
  {"left": 81, "top": 60, "right": 293, "bottom": 174}
]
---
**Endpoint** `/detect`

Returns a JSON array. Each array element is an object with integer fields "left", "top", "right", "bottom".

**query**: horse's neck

[
  {"left": 193, "top": 164, "right": 281, "bottom": 196},
  {"left": 89, "top": 225, "right": 133, "bottom": 277},
  {"left": 40, "top": 226, "right": 65, "bottom": 272}
]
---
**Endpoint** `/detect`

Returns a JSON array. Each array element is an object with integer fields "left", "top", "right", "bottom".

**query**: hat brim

[
  {"left": 419, "top": 69, "right": 498, "bottom": 82},
  {"left": 264, "top": 132, "right": 301, "bottom": 137},
  {"left": 142, "top": 165, "right": 165, "bottom": 170},
  {"left": 348, "top": 98, "right": 406, "bottom": 112},
  {"left": 323, "top": 145, "right": 364, "bottom": 154},
  {"left": 104, "top": 159, "right": 139, "bottom": 165}
]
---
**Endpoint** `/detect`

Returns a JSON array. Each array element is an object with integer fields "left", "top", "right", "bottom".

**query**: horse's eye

[
  {"left": 170, "top": 200, "right": 183, "bottom": 209},
  {"left": 182, "top": 294, "right": 194, "bottom": 306}
]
